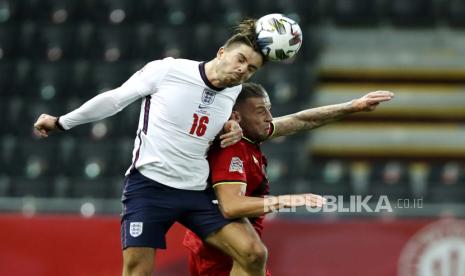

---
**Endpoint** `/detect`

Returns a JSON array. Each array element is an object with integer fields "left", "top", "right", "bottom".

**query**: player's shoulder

[
  {"left": 138, "top": 57, "right": 200, "bottom": 78},
  {"left": 208, "top": 140, "right": 249, "bottom": 169},
  {"left": 139, "top": 57, "right": 175, "bottom": 74},
  {"left": 164, "top": 58, "right": 203, "bottom": 76},
  {"left": 153, "top": 57, "right": 199, "bottom": 70},
  {"left": 170, "top": 58, "right": 200, "bottom": 66},
  {"left": 210, "top": 139, "right": 248, "bottom": 158}
]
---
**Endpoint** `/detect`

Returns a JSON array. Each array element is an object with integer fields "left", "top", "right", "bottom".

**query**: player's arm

[
  {"left": 270, "top": 90, "right": 394, "bottom": 138},
  {"left": 213, "top": 183, "right": 326, "bottom": 219},
  {"left": 34, "top": 59, "right": 171, "bottom": 138},
  {"left": 33, "top": 85, "right": 143, "bottom": 137}
]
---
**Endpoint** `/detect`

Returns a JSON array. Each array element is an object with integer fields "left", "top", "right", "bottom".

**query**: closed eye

[
  {"left": 257, "top": 107, "right": 267, "bottom": 114},
  {"left": 248, "top": 65, "right": 258, "bottom": 73}
]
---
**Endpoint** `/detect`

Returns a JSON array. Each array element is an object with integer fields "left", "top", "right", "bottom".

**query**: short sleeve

[
  {"left": 208, "top": 144, "right": 247, "bottom": 185},
  {"left": 121, "top": 57, "right": 173, "bottom": 97}
]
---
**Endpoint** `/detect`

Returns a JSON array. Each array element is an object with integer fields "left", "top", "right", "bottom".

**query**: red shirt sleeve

[{"left": 208, "top": 142, "right": 247, "bottom": 185}]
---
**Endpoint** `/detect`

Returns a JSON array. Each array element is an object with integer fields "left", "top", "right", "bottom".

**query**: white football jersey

[{"left": 123, "top": 58, "right": 242, "bottom": 190}]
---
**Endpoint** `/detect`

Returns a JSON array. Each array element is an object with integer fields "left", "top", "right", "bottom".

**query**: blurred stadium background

[{"left": 1, "top": 0, "right": 465, "bottom": 275}]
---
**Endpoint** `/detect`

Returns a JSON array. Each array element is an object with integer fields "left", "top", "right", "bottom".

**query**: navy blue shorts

[{"left": 120, "top": 169, "right": 231, "bottom": 250}]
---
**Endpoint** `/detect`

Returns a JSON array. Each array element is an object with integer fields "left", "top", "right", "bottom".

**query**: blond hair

[{"left": 223, "top": 19, "right": 267, "bottom": 63}]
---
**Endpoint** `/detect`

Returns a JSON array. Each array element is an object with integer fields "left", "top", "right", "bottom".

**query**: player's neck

[{"left": 204, "top": 60, "right": 225, "bottom": 89}]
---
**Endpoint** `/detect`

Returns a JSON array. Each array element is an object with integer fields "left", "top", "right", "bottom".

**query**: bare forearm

[
  {"left": 271, "top": 90, "right": 394, "bottom": 138},
  {"left": 272, "top": 101, "right": 356, "bottom": 137},
  {"left": 296, "top": 101, "right": 356, "bottom": 128},
  {"left": 218, "top": 195, "right": 279, "bottom": 219}
]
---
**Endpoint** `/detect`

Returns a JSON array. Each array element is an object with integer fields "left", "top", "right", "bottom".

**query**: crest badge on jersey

[
  {"left": 229, "top": 157, "right": 244, "bottom": 173},
  {"left": 201, "top": 89, "right": 216, "bottom": 105},
  {"left": 129, "top": 222, "right": 143, "bottom": 238}
]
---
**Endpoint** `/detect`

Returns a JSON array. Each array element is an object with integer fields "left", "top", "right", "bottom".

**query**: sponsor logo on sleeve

[{"left": 229, "top": 157, "right": 244, "bottom": 173}]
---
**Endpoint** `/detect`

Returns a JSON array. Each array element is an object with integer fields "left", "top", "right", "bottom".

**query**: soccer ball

[{"left": 255, "top": 14, "right": 303, "bottom": 61}]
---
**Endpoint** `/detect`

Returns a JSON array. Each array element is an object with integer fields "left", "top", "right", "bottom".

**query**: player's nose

[
  {"left": 264, "top": 110, "right": 272, "bottom": 121},
  {"left": 238, "top": 63, "right": 248, "bottom": 73}
]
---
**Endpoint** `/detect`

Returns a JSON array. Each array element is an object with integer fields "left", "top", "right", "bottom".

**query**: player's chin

[
  {"left": 257, "top": 133, "right": 269, "bottom": 142},
  {"left": 223, "top": 79, "right": 240, "bottom": 87},
  {"left": 228, "top": 75, "right": 247, "bottom": 86},
  {"left": 230, "top": 78, "right": 244, "bottom": 87}
]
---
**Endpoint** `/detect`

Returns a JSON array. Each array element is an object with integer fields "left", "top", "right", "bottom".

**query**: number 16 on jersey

[{"left": 189, "top": 114, "right": 209, "bottom": 136}]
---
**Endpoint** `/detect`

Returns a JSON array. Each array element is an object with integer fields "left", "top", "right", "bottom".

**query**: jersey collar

[
  {"left": 199, "top": 62, "right": 224, "bottom": 91},
  {"left": 242, "top": 136, "right": 259, "bottom": 145}
]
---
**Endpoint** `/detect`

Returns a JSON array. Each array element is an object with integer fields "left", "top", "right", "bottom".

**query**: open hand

[
  {"left": 219, "top": 119, "right": 243, "bottom": 148},
  {"left": 280, "top": 193, "right": 327, "bottom": 208},
  {"left": 353, "top": 91, "right": 394, "bottom": 112}
]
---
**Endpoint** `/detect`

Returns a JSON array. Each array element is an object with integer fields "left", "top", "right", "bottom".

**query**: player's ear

[
  {"left": 217, "top": 47, "right": 225, "bottom": 60},
  {"left": 230, "top": 110, "right": 241, "bottom": 123}
]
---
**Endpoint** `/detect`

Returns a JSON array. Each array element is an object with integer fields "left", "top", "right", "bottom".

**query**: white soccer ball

[{"left": 255, "top": 14, "right": 303, "bottom": 61}]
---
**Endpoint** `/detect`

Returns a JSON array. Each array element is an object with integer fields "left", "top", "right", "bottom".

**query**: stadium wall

[{"left": 0, "top": 215, "right": 461, "bottom": 275}]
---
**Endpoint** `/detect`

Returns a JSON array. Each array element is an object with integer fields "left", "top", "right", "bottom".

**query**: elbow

[{"left": 220, "top": 204, "right": 240, "bottom": 219}]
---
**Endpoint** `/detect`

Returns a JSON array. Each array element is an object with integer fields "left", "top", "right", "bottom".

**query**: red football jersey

[{"left": 183, "top": 123, "right": 274, "bottom": 276}]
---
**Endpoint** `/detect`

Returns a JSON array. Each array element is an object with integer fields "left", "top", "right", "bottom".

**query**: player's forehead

[
  {"left": 247, "top": 95, "right": 271, "bottom": 109},
  {"left": 227, "top": 43, "right": 263, "bottom": 67}
]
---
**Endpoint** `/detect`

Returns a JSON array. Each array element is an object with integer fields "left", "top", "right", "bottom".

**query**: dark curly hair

[{"left": 223, "top": 19, "right": 267, "bottom": 64}]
